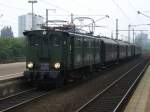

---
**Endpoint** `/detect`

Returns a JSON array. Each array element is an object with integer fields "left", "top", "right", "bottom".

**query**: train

[{"left": 23, "top": 25, "right": 142, "bottom": 86}]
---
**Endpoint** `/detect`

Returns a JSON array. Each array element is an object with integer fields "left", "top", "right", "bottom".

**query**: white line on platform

[{"left": 0, "top": 72, "right": 23, "bottom": 80}]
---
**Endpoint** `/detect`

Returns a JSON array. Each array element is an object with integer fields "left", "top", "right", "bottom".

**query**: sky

[{"left": 0, "top": 0, "right": 150, "bottom": 40}]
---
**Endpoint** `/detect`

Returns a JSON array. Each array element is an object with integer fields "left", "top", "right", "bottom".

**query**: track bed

[{"left": 1, "top": 56, "right": 148, "bottom": 112}]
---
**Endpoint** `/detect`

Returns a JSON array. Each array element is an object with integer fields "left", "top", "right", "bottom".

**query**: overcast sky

[{"left": 0, "top": 0, "right": 150, "bottom": 40}]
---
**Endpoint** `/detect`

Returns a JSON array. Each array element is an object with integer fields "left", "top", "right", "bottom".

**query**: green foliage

[{"left": 0, "top": 38, "right": 26, "bottom": 63}]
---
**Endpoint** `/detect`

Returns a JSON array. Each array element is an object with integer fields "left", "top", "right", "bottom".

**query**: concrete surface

[
  {"left": 124, "top": 66, "right": 150, "bottom": 112},
  {"left": 0, "top": 62, "right": 25, "bottom": 80}
]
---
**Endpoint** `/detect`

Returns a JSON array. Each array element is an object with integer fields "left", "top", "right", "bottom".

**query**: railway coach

[{"left": 99, "top": 37, "right": 118, "bottom": 64}]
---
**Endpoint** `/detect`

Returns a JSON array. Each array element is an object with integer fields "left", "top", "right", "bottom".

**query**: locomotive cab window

[
  {"left": 52, "top": 35, "right": 61, "bottom": 47},
  {"left": 29, "top": 35, "right": 40, "bottom": 47}
]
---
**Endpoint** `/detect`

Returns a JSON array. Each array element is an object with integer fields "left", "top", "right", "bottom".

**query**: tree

[
  {"left": 0, "top": 38, "right": 26, "bottom": 62},
  {"left": 1, "top": 26, "right": 14, "bottom": 38}
]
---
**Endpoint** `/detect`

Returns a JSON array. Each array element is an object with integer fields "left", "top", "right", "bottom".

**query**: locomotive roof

[
  {"left": 99, "top": 37, "right": 118, "bottom": 45},
  {"left": 124, "top": 42, "right": 131, "bottom": 45},
  {"left": 68, "top": 32, "right": 100, "bottom": 39},
  {"left": 24, "top": 30, "right": 133, "bottom": 46},
  {"left": 116, "top": 40, "right": 129, "bottom": 46},
  {"left": 69, "top": 32, "right": 118, "bottom": 45}
]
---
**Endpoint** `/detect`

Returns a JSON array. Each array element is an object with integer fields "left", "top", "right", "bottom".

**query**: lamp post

[
  {"left": 46, "top": 9, "right": 56, "bottom": 26},
  {"left": 28, "top": 0, "right": 37, "bottom": 30},
  {"left": 128, "top": 24, "right": 131, "bottom": 42},
  {"left": 116, "top": 18, "right": 119, "bottom": 40},
  {"left": 132, "top": 28, "right": 134, "bottom": 43}
]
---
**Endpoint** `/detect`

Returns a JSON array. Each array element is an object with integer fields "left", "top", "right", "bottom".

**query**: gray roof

[
  {"left": 100, "top": 37, "right": 118, "bottom": 45},
  {"left": 117, "top": 40, "right": 128, "bottom": 46}
]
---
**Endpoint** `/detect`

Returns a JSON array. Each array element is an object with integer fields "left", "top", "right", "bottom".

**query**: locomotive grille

[{"left": 40, "top": 63, "right": 50, "bottom": 71}]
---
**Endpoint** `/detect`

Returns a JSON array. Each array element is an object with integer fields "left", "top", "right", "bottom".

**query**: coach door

[{"left": 62, "top": 33, "right": 71, "bottom": 70}]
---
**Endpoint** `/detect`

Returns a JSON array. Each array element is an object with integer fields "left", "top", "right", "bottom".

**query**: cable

[
  {"left": 0, "top": 2, "right": 28, "bottom": 11},
  {"left": 111, "top": 0, "right": 130, "bottom": 20},
  {"left": 127, "top": 0, "right": 145, "bottom": 24},
  {"left": 138, "top": 11, "right": 150, "bottom": 19},
  {"left": 38, "top": 0, "right": 71, "bottom": 13},
  {"left": 142, "top": 10, "right": 150, "bottom": 13},
  {"left": 41, "top": 14, "right": 108, "bottom": 17},
  {"left": 0, "top": 1, "right": 45, "bottom": 14},
  {"left": 127, "top": 0, "right": 137, "bottom": 11}
]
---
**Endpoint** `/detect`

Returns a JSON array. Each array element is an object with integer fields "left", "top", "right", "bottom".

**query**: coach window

[
  {"left": 53, "top": 36, "right": 61, "bottom": 47},
  {"left": 98, "top": 41, "right": 100, "bottom": 48},
  {"left": 88, "top": 41, "right": 91, "bottom": 48},
  {"left": 95, "top": 41, "right": 97, "bottom": 48},
  {"left": 78, "top": 39, "right": 81, "bottom": 48},
  {"left": 96, "top": 41, "right": 99, "bottom": 48},
  {"left": 109, "top": 44, "right": 111, "bottom": 52},
  {"left": 91, "top": 40, "right": 94, "bottom": 48},
  {"left": 75, "top": 38, "right": 80, "bottom": 48},
  {"left": 79, "top": 39, "right": 82, "bottom": 47},
  {"left": 84, "top": 39, "right": 88, "bottom": 47}
]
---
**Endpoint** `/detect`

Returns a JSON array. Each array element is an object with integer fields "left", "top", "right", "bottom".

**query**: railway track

[
  {"left": 0, "top": 88, "right": 36, "bottom": 101},
  {"left": 0, "top": 57, "right": 147, "bottom": 112},
  {"left": 75, "top": 58, "right": 150, "bottom": 112},
  {"left": 0, "top": 88, "right": 50, "bottom": 112}
]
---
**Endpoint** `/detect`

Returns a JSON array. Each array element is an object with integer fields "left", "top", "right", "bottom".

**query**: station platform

[
  {"left": 124, "top": 65, "right": 150, "bottom": 112},
  {"left": 0, "top": 62, "right": 25, "bottom": 81}
]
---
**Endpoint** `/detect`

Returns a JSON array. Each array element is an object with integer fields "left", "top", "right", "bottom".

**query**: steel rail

[
  {"left": 0, "top": 58, "right": 146, "bottom": 112},
  {"left": 0, "top": 88, "right": 49, "bottom": 112},
  {"left": 0, "top": 88, "right": 36, "bottom": 101},
  {"left": 113, "top": 59, "right": 150, "bottom": 112},
  {"left": 75, "top": 59, "right": 147, "bottom": 112}
]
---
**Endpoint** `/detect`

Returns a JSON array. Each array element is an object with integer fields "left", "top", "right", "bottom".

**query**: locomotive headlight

[
  {"left": 27, "top": 62, "right": 33, "bottom": 69},
  {"left": 54, "top": 63, "right": 60, "bottom": 69}
]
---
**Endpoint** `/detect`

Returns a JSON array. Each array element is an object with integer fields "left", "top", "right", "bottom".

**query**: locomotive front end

[{"left": 23, "top": 30, "right": 63, "bottom": 84}]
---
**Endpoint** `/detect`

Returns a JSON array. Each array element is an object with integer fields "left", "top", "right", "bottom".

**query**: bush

[{"left": 0, "top": 38, "right": 26, "bottom": 63}]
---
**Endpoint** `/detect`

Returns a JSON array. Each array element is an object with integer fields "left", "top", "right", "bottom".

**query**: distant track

[
  {"left": 75, "top": 58, "right": 150, "bottom": 112},
  {"left": 0, "top": 88, "right": 36, "bottom": 101},
  {"left": 0, "top": 88, "right": 49, "bottom": 112}
]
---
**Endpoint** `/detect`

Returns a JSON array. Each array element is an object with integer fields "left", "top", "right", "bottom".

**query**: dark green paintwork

[{"left": 24, "top": 30, "right": 102, "bottom": 71}]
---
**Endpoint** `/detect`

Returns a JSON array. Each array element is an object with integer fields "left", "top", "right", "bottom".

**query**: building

[
  {"left": 18, "top": 13, "right": 44, "bottom": 37},
  {"left": 135, "top": 32, "right": 150, "bottom": 50}
]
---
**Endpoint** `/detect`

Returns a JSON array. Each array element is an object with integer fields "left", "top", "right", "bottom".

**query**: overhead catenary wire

[
  {"left": 0, "top": 1, "right": 46, "bottom": 15},
  {"left": 138, "top": 11, "right": 150, "bottom": 19},
  {"left": 111, "top": 0, "right": 130, "bottom": 20},
  {"left": 127, "top": 0, "right": 145, "bottom": 24},
  {"left": 0, "top": 2, "right": 28, "bottom": 11},
  {"left": 41, "top": 14, "right": 109, "bottom": 17},
  {"left": 127, "top": 0, "right": 137, "bottom": 11},
  {"left": 142, "top": 10, "right": 150, "bottom": 13},
  {"left": 38, "top": 0, "right": 71, "bottom": 13}
]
